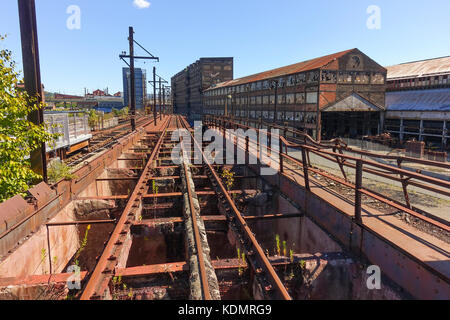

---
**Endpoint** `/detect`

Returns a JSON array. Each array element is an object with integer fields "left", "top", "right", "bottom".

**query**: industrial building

[
  {"left": 384, "top": 56, "right": 450, "bottom": 151},
  {"left": 203, "top": 49, "right": 386, "bottom": 140},
  {"left": 122, "top": 67, "right": 147, "bottom": 110},
  {"left": 171, "top": 57, "right": 233, "bottom": 123}
]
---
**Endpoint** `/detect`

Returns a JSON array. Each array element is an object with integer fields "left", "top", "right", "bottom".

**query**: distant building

[
  {"left": 171, "top": 57, "right": 234, "bottom": 123},
  {"left": 113, "top": 91, "right": 122, "bottom": 97},
  {"left": 54, "top": 93, "right": 83, "bottom": 100},
  {"left": 123, "top": 68, "right": 147, "bottom": 110},
  {"left": 203, "top": 49, "right": 386, "bottom": 140},
  {"left": 95, "top": 99, "right": 125, "bottom": 113},
  {"left": 384, "top": 56, "right": 450, "bottom": 151},
  {"left": 92, "top": 89, "right": 107, "bottom": 97}
]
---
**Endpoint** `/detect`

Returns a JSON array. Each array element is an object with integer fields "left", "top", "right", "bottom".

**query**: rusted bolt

[{"left": 264, "top": 285, "right": 273, "bottom": 292}]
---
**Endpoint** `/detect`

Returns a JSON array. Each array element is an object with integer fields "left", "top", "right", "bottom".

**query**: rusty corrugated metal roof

[
  {"left": 386, "top": 56, "right": 450, "bottom": 80},
  {"left": 386, "top": 88, "right": 450, "bottom": 111},
  {"left": 205, "top": 49, "right": 355, "bottom": 90}
]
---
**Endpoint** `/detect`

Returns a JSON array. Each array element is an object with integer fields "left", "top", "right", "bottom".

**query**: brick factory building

[
  {"left": 203, "top": 49, "right": 386, "bottom": 140},
  {"left": 171, "top": 57, "right": 233, "bottom": 123},
  {"left": 384, "top": 56, "right": 450, "bottom": 151}
]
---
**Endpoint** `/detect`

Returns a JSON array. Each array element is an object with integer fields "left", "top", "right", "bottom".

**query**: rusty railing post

[
  {"left": 245, "top": 135, "right": 249, "bottom": 165},
  {"left": 301, "top": 147, "right": 310, "bottom": 190},
  {"left": 355, "top": 159, "right": 363, "bottom": 224},
  {"left": 279, "top": 138, "right": 284, "bottom": 174},
  {"left": 397, "top": 158, "right": 412, "bottom": 209}
]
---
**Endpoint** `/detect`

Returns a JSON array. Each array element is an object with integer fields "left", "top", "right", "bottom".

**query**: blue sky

[{"left": 0, "top": 0, "right": 449, "bottom": 95}]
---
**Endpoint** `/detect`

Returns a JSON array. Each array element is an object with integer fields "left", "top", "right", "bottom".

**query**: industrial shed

[{"left": 385, "top": 56, "right": 450, "bottom": 151}]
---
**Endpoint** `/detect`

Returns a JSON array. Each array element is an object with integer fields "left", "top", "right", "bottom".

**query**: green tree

[
  {"left": 0, "top": 36, "right": 58, "bottom": 202},
  {"left": 112, "top": 108, "right": 120, "bottom": 117},
  {"left": 121, "top": 106, "right": 129, "bottom": 116},
  {"left": 88, "top": 109, "right": 99, "bottom": 129}
]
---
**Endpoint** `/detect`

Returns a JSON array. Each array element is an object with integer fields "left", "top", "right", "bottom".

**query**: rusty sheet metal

[
  {"left": 386, "top": 56, "right": 450, "bottom": 80},
  {"left": 0, "top": 196, "right": 31, "bottom": 234},
  {"left": 27, "top": 182, "right": 56, "bottom": 207}
]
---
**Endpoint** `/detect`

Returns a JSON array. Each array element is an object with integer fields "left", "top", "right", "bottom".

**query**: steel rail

[
  {"left": 180, "top": 117, "right": 292, "bottom": 300},
  {"left": 80, "top": 115, "right": 171, "bottom": 300},
  {"left": 66, "top": 115, "right": 157, "bottom": 166}
]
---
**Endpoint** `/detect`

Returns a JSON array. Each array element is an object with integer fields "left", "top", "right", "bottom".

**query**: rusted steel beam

[
  {"left": 96, "top": 177, "right": 139, "bottom": 181},
  {"left": 354, "top": 160, "right": 363, "bottom": 225},
  {"left": 76, "top": 195, "right": 129, "bottom": 201},
  {"left": 147, "top": 175, "right": 258, "bottom": 180},
  {"left": 114, "top": 253, "right": 329, "bottom": 279},
  {"left": 301, "top": 148, "right": 310, "bottom": 191},
  {"left": 80, "top": 116, "right": 171, "bottom": 300},
  {"left": 143, "top": 190, "right": 256, "bottom": 198},
  {"left": 147, "top": 176, "right": 180, "bottom": 180},
  {"left": 132, "top": 213, "right": 303, "bottom": 227},
  {"left": 0, "top": 272, "right": 88, "bottom": 287},
  {"left": 244, "top": 213, "right": 303, "bottom": 221},
  {"left": 46, "top": 219, "right": 116, "bottom": 227}
]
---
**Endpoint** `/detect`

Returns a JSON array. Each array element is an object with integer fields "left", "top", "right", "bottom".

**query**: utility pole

[
  {"left": 119, "top": 27, "right": 159, "bottom": 130},
  {"left": 271, "top": 80, "right": 279, "bottom": 124},
  {"left": 149, "top": 71, "right": 168, "bottom": 123},
  {"left": 162, "top": 85, "right": 166, "bottom": 116},
  {"left": 153, "top": 67, "right": 157, "bottom": 125},
  {"left": 18, "top": 0, "right": 47, "bottom": 183},
  {"left": 128, "top": 27, "right": 136, "bottom": 131},
  {"left": 158, "top": 77, "right": 163, "bottom": 121},
  {"left": 164, "top": 85, "right": 171, "bottom": 115}
]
